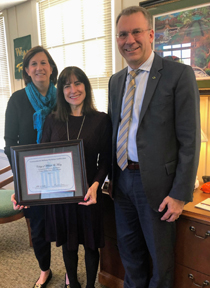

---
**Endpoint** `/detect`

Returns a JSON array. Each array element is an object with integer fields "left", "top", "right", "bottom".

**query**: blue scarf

[{"left": 25, "top": 81, "right": 57, "bottom": 144}]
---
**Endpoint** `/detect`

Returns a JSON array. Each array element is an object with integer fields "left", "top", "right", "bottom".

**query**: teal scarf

[{"left": 25, "top": 81, "right": 57, "bottom": 144}]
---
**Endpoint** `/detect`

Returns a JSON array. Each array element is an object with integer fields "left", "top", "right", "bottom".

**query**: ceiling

[{"left": 0, "top": 0, "right": 28, "bottom": 12}]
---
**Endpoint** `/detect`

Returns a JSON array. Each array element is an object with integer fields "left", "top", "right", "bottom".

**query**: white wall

[
  {"left": 124, "top": 0, "right": 147, "bottom": 8},
  {"left": 3, "top": 0, "right": 146, "bottom": 94},
  {"left": 4, "top": 0, "right": 39, "bottom": 93}
]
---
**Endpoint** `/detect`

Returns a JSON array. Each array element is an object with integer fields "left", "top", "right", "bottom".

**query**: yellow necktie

[{"left": 117, "top": 70, "right": 140, "bottom": 170}]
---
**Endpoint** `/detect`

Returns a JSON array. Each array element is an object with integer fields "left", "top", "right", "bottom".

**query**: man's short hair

[{"left": 116, "top": 6, "right": 152, "bottom": 29}]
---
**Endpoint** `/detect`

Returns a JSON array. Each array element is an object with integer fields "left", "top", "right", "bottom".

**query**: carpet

[{"left": 0, "top": 217, "right": 107, "bottom": 288}]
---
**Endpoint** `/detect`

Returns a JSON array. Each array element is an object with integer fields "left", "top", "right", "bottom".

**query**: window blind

[
  {"left": 0, "top": 13, "right": 11, "bottom": 149},
  {"left": 38, "top": 0, "right": 112, "bottom": 113}
]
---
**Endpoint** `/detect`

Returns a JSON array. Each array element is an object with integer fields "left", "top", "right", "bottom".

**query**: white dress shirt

[{"left": 118, "top": 51, "right": 155, "bottom": 162}]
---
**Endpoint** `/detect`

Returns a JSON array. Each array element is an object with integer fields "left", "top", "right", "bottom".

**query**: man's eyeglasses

[{"left": 116, "top": 29, "right": 151, "bottom": 40}]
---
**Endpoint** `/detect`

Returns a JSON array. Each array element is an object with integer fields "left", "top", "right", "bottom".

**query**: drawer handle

[
  {"left": 188, "top": 274, "right": 210, "bottom": 287},
  {"left": 189, "top": 226, "right": 210, "bottom": 239}
]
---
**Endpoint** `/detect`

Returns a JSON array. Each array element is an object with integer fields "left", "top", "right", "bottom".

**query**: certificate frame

[{"left": 10, "top": 140, "right": 88, "bottom": 206}]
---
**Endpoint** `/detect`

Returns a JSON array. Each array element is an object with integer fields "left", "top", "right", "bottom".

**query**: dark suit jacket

[{"left": 108, "top": 53, "right": 201, "bottom": 211}]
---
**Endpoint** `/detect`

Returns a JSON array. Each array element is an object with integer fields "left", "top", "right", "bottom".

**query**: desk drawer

[
  {"left": 175, "top": 218, "right": 210, "bottom": 275},
  {"left": 174, "top": 263, "right": 210, "bottom": 288}
]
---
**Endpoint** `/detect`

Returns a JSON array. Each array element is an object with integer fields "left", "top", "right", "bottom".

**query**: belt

[{"left": 127, "top": 160, "right": 139, "bottom": 170}]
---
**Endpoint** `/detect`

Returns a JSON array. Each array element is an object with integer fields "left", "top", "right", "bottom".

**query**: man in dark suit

[{"left": 108, "top": 6, "right": 200, "bottom": 288}]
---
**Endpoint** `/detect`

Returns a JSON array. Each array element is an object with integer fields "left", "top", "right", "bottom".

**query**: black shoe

[
  {"left": 64, "top": 274, "right": 81, "bottom": 288},
  {"left": 64, "top": 282, "right": 81, "bottom": 288},
  {"left": 33, "top": 269, "right": 52, "bottom": 288}
]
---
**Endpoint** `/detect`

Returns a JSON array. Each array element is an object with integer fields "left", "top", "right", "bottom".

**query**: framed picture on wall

[{"left": 153, "top": 3, "right": 210, "bottom": 80}]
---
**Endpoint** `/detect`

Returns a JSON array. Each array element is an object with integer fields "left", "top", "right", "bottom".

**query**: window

[
  {"left": 162, "top": 43, "right": 191, "bottom": 65},
  {"left": 0, "top": 13, "right": 11, "bottom": 149},
  {"left": 38, "top": 0, "right": 112, "bottom": 112}
]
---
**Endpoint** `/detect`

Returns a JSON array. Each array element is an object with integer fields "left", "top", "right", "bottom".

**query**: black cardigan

[{"left": 4, "top": 88, "right": 37, "bottom": 165}]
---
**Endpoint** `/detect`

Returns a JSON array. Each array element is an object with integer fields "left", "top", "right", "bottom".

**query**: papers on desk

[{"left": 195, "top": 198, "right": 210, "bottom": 212}]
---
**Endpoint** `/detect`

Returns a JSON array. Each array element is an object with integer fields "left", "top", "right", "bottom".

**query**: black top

[
  {"left": 42, "top": 112, "right": 112, "bottom": 250},
  {"left": 4, "top": 88, "right": 36, "bottom": 164}
]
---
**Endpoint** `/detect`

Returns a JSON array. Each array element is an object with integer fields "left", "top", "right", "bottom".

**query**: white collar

[{"left": 127, "top": 51, "right": 154, "bottom": 73}]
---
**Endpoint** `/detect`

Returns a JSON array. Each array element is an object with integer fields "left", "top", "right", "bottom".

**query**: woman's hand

[
  {"left": 79, "top": 181, "right": 99, "bottom": 206},
  {"left": 11, "top": 193, "right": 28, "bottom": 210}
]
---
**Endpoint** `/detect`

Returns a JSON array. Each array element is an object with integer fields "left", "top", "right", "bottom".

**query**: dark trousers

[
  {"left": 28, "top": 206, "right": 51, "bottom": 271},
  {"left": 62, "top": 243, "right": 99, "bottom": 288},
  {"left": 114, "top": 168, "right": 175, "bottom": 288}
]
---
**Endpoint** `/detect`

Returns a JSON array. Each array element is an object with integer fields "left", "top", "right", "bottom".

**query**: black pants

[
  {"left": 62, "top": 243, "right": 99, "bottom": 288},
  {"left": 27, "top": 205, "right": 51, "bottom": 271}
]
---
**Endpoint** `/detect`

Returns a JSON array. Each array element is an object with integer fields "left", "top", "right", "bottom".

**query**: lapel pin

[{"left": 152, "top": 76, "right": 156, "bottom": 79}]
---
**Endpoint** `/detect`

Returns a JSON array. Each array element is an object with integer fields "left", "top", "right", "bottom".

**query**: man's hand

[{"left": 158, "top": 196, "right": 185, "bottom": 222}]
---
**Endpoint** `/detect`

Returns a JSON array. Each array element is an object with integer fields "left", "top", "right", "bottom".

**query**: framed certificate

[{"left": 10, "top": 140, "right": 88, "bottom": 206}]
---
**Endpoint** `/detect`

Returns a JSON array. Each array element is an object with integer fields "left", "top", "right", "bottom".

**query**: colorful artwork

[{"left": 154, "top": 4, "right": 210, "bottom": 79}]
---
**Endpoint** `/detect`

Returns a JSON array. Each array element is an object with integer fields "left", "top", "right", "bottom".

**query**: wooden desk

[
  {"left": 99, "top": 192, "right": 124, "bottom": 288},
  {"left": 99, "top": 188, "right": 210, "bottom": 288},
  {"left": 174, "top": 188, "right": 210, "bottom": 288}
]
